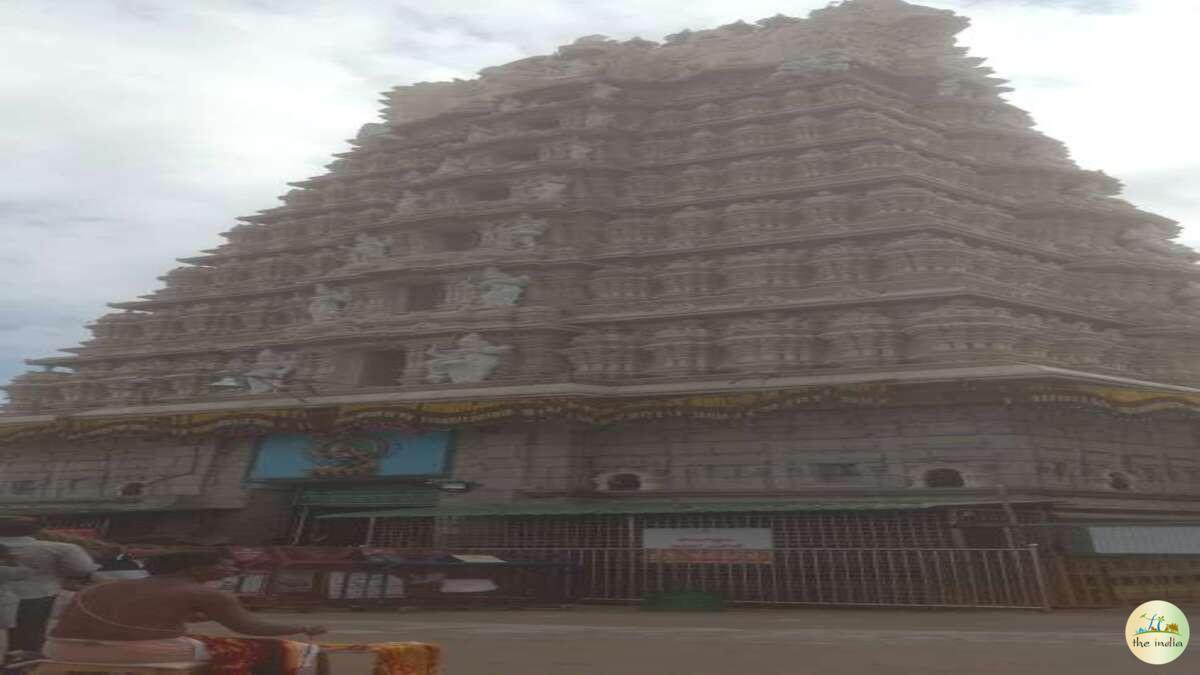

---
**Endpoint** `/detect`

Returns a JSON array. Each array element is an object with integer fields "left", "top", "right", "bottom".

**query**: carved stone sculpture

[
  {"left": 245, "top": 348, "right": 298, "bottom": 394},
  {"left": 772, "top": 49, "right": 853, "bottom": 78},
  {"left": 515, "top": 177, "right": 569, "bottom": 202},
  {"left": 721, "top": 315, "right": 814, "bottom": 368},
  {"left": 346, "top": 233, "right": 390, "bottom": 264},
  {"left": 820, "top": 310, "right": 898, "bottom": 364},
  {"left": 646, "top": 323, "right": 712, "bottom": 374},
  {"left": 567, "top": 328, "right": 639, "bottom": 377},
  {"left": 308, "top": 284, "right": 350, "bottom": 322},
  {"left": 477, "top": 267, "right": 530, "bottom": 306},
  {"left": 583, "top": 108, "right": 616, "bottom": 128},
  {"left": 564, "top": 138, "right": 595, "bottom": 161},
  {"left": 482, "top": 214, "right": 548, "bottom": 250},
  {"left": 393, "top": 190, "right": 428, "bottom": 213},
  {"left": 426, "top": 334, "right": 512, "bottom": 384}
]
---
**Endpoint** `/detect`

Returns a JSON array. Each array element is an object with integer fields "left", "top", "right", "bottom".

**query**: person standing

[
  {"left": 49, "top": 551, "right": 326, "bottom": 673},
  {"left": 0, "top": 545, "right": 33, "bottom": 650},
  {"left": 0, "top": 517, "right": 97, "bottom": 661}
]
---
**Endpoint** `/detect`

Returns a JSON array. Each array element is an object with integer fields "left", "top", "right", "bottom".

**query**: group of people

[{"left": 0, "top": 517, "right": 327, "bottom": 674}]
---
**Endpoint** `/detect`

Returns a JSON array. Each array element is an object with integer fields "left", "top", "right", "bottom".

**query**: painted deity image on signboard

[
  {"left": 306, "top": 436, "right": 390, "bottom": 478},
  {"left": 249, "top": 431, "right": 451, "bottom": 480}
]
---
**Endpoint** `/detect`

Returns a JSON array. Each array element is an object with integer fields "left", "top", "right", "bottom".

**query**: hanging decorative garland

[{"left": 1, "top": 381, "right": 1197, "bottom": 446}]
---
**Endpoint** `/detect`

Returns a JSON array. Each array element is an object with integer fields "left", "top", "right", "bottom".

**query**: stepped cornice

[
  {"left": 570, "top": 286, "right": 1132, "bottom": 327},
  {"left": 69, "top": 284, "right": 1135, "bottom": 366},
  {"left": 383, "top": 1, "right": 975, "bottom": 126},
  {"left": 116, "top": 219, "right": 1079, "bottom": 310}
]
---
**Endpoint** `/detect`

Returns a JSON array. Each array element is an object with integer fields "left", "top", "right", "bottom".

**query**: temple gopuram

[{"left": 3, "top": 0, "right": 1198, "bottom": 607}]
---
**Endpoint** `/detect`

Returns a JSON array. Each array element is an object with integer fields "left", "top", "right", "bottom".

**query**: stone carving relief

[
  {"left": 426, "top": 334, "right": 512, "bottom": 384},
  {"left": 588, "top": 82, "right": 623, "bottom": 101},
  {"left": 567, "top": 328, "right": 640, "bottom": 378},
  {"left": 563, "top": 138, "right": 596, "bottom": 161},
  {"left": 811, "top": 242, "right": 871, "bottom": 283},
  {"left": 481, "top": 214, "right": 548, "bottom": 250},
  {"left": 689, "top": 130, "right": 722, "bottom": 156},
  {"left": 245, "top": 348, "right": 299, "bottom": 394},
  {"left": 646, "top": 323, "right": 712, "bottom": 374},
  {"left": 307, "top": 284, "right": 351, "bottom": 323},
  {"left": 904, "top": 301, "right": 1023, "bottom": 358},
  {"left": 666, "top": 207, "right": 715, "bottom": 243},
  {"left": 589, "top": 265, "right": 651, "bottom": 301},
  {"left": 434, "top": 155, "right": 469, "bottom": 175},
  {"left": 729, "top": 156, "right": 786, "bottom": 186},
  {"left": 695, "top": 102, "right": 723, "bottom": 121},
  {"left": 466, "top": 124, "right": 501, "bottom": 143},
  {"left": 788, "top": 115, "right": 818, "bottom": 141},
  {"left": 724, "top": 200, "right": 789, "bottom": 232},
  {"left": 879, "top": 234, "right": 975, "bottom": 278},
  {"left": 356, "top": 123, "right": 398, "bottom": 143},
  {"left": 583, "top": 107, "right": 616, "bottom": 128},
  {"left": 860, "top": 185, "right": 953, "bottom": 219},
  {"left": 656, "top": 257, "right": 714, "bottom": 297},
  {"left": 721, "top": 314, "right": 814, "bottom": 368},
  {"left": 450, "top": 267, "right": 530, "bottom": 307},
  {"left": 771, "top": 49, "right": 854, "bottom": 78},
  {"left": 604, "top": 217, "right": 659, "bottom": 247},
  {"left": 731, "top": 124, "right": 775, "bottom": 149},
  {"left": 515, "top": 176, "right": 570, "bottom": 202},
  {"left": 346, "top": 233, "right": 391, "bottom": 265},
  {"left": 478, "top": 267, "right": 530, "bottom": 306},
  {"left": 819, "top": 310, "right": 899, "bottom": 364},
  {"left": 724, "top": 250, "right": 799, "bottom": 290},
  {"left": 792, "top": 150, "right": 831, "bottom": 179},
  {"left": 627, "top": 172, "right": 667, "bottom": 198},
  {"left": 802, "top": 192, "right": 852, "bottom": 227},
  {"left": 393, "top": 190, "right": 429, "bottom": 213},
  {"left": 731, "top": 96, "right": 773, "bottom": 117}
]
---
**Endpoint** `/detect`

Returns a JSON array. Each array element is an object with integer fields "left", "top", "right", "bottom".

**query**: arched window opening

[
  {"left": 924, "top": 468, "right": 965, "bottom": 488},
  {"left": 1107, "top": 471, "right": 1132, "bottom": 491}
]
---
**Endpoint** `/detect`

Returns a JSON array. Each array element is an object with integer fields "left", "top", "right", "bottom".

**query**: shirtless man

[{"left": 47, "top": 551, "right": 326, "bottom": 670}]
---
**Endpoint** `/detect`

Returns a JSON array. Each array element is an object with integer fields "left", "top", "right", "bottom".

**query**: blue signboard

[{"left": 250, "top": 431, "right": 450, "bottom": 480}]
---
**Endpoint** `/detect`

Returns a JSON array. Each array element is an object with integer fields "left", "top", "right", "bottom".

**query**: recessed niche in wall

[
  {"left": 923, "top": 468, "right": 966, "bottom": 488},
  {"left": 406, "top": 283, "right": 444, "bottom": 311},
  {"left": 1107, "top": 471, "right": 1133, "bottom": 491},
  {"left": 442, "top": 230, "right": 480, "bottom": 251},
  {"left": 359, "top": 350, "right": 408, "bottom": 386}
]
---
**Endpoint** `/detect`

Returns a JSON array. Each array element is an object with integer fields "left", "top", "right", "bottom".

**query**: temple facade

[{"left": 2, "top": 0, "right": 1198, "bottom": 598}]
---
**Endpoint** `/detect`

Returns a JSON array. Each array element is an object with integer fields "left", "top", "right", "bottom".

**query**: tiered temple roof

[{"left": 6, "top": 0, "right": 1200, "bottom": 415}]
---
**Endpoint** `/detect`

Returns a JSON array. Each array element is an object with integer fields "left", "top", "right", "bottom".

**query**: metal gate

[{"left": 439, "top": 545, "right": 1051, "bottom": 609}]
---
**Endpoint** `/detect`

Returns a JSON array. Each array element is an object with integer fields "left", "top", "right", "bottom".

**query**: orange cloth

[
  {"left": 190, "top": 635, "right": 312, "bottom": 674},
  {"left": 320, "top": 641, "right": 441, "bottom": 675}
]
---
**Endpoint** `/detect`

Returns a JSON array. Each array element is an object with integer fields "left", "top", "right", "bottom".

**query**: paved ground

[{"left": 241, "top": 606, "right": 1195, "bottom": 675}]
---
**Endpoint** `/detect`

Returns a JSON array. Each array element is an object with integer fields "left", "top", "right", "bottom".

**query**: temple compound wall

[{"left": 6, "top": 403, "right": 1193, "bottom": 546}]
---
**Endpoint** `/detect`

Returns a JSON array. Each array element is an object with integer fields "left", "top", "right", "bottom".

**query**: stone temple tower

[{"left": 1, "top": 0, "right": 1198, "bottom": 598}]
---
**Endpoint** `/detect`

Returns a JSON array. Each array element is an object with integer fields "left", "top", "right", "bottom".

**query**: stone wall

[
  {"left": 0, "top": 436, "right": 255, "bottom": 512},
  {"left": 1011, "top": 408, "right": 1200, "bottom": 497},
  {"left": 434, "top": 406, "right": 1200, "bottom": 510}
]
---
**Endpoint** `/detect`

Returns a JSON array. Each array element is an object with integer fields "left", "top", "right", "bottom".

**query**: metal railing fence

[{"left": 425, "top": 544, "right": 1050, "bottom": 609}]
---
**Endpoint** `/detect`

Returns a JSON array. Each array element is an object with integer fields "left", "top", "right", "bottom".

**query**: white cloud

[{"left": 0, "top": 0, "right": 1196, "bottom": 390}]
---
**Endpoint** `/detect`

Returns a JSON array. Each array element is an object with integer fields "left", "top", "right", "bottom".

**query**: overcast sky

[{"left": 1, "top": 0, "right": 1197, "bottom": 391}]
